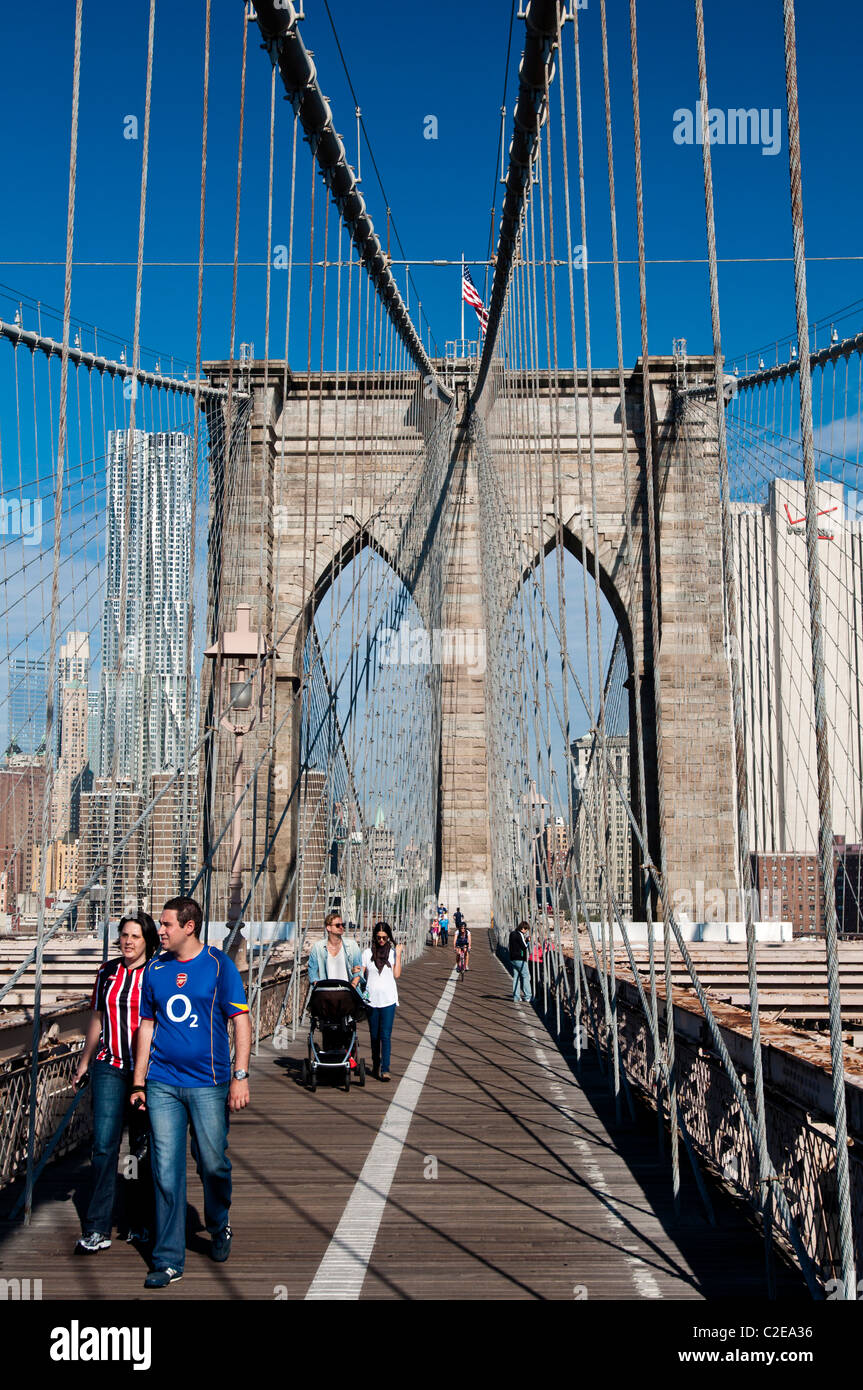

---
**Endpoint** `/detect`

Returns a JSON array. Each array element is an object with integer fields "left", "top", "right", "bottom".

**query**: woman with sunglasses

[
  {"left": 75, "top": 911, "right": 160, "bottom": 1252},
  {"left": 361, "top": 921, "right": 403, "bottom": 1081}
]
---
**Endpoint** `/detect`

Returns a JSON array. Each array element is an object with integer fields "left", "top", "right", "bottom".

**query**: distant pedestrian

[
  {"left": 454, "top": 919, "right": 471, "bottom": 973},
  {"left": 508, "top": 920, "right": 532, "bottom": 1003},
  {"left": 454, "top": 908, "right": 465, "bottom": 931},
  {"left": 362, "top": 921, "right": 402, "bottom": 1081},
  {"left": 440, "top": 909, "right": 449, "bottom": 946}
]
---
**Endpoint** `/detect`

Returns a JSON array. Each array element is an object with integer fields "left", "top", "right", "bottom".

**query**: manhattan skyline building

[
  {"left": 52, "top": 633, "right": 91, "bottom": 839},
  {"left": 7, "top": 655, "right": 48, "bottom": 756},
  {"left": 87, "top": 689, "right": 102, "bottom": 779},
  {"left": 99, "top": 429, "right": 195, "bottom": 792},
  {"left": 571, "top": 733, "right": 632, "bottom": 919},
  {"left": 732, "top": 479, "right": 863, "bottom": 857}
]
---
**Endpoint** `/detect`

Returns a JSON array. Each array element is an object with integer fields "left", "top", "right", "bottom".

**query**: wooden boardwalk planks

[{"left": 0, "top": 934, "right": 806, "bottom": 1300}]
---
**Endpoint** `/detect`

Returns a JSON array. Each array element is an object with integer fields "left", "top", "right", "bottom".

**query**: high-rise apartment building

[
  {"left": 0, "top": 751, "right": 47, "bottom": 918},
  {"left": 79, "top": 779, "right": 144, "bottom": 930},
  {"left": 365, "top": 807, "right": 396, "bottom": 887},
  {"left": 87, "top": 689, "right": 102, "bottom": 779},
  {"left": 100, "top": 430, "right": 194, "bottom": 791},
  {"left": 732, "top": 480, "right": 863, "bottom": 858},
  {"left": 570, "top": 733, "right": 632, "bottom": 917},
  {"left": 7, "top": 656, "right": 48, "bottom": 755},
  {"left": 52, "top": 633, "right": 91, "bottom": 839}
]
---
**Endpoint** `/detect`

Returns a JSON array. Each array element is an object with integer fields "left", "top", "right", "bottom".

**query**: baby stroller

[{"left": 302, "top": 980, "right": 367, "bottom": 1092}]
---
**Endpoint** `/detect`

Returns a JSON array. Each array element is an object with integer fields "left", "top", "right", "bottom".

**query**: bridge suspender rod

[
  {"left": 183, "top": 0, "right": 212, "bottom": 896},
  {"left": 250, "top": 0, "right": 449, "bottom": 401},
  {"left": 472, "top": 0, "right": 564, "bottom": 406},
  {"left": 596, "top": 0, "right": 664, "bottom": 1153},
  {"left": 693, "top": 0, "right": 777, "bottom": 1297},
  {"left": 22, "top": 0, "right": 84, "bottom": 1228},
  {"left": 780, "top": 0, "right": 856, "bottom": 1302},
  {"left": 627, "top": 0, "right": 689, "bottom": 1224}
]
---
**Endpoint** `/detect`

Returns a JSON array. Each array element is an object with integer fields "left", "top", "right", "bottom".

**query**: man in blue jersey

[{"left": 131, "top": 896, "right": 250, "bottom": 1289}]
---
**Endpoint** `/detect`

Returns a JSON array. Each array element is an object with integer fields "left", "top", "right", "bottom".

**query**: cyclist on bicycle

[{"left": 454, "top": 921, "right": 471, "bottom": 974}]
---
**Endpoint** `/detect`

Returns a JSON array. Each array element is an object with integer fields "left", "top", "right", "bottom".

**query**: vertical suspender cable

[
  {"left": 597, "top": 0, "right": 663, "bottom": 1153},
  {"left": 184, "top": 0, "right": 211, "bottom": 896},
  {"left": 628, "top": 0, "right": 682, "bottom": 1212},
  {"left": 781, "top": 0, "right": 856, "bottom": 1300},
  {"left": 24, "top": 0, "right": 83, "bottom": 1226},
  {"left": 693, "top": 0, "right": 776, "bottom": 1296}
]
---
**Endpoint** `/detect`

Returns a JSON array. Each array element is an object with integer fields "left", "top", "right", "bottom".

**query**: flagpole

[{"left": 461, "top": 252, "right": 464, "bottom": 347}]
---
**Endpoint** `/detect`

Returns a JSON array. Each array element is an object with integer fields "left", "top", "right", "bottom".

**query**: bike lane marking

[{"left": 305, "top": 968, "right": 458, "bottom": 1300}]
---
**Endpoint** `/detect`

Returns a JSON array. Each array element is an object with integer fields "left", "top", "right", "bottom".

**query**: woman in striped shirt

[{"left": 75, "top": 912, "right": 159, "bottom": 1253}]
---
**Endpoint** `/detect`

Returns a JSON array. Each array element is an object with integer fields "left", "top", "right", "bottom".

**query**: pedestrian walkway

[{"left": 0, "top": 933, "right": 805, "bottom": 1299}]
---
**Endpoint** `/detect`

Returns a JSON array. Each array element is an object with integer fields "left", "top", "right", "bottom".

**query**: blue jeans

[
  {"left": 86, "top": 1061, "right": 151, "bottom": 1236},
  {"left": 512, "top": 960, "right": 532, "bottom": 1001},
  {"left": 146, "top": 1080, "right": 231, "bottom": 1273},
  {"left": 367, "top": 1004, "right": 396, "bottom": 1074}
]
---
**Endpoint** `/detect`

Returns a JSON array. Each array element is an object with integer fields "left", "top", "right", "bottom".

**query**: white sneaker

[{"left": 77, "top": 1231, "right": 111, "bottom": 1253}]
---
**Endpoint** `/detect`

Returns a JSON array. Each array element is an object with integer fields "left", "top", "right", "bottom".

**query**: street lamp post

[{"left": 205, "top": 604, "right": 270, "bottom": 968}]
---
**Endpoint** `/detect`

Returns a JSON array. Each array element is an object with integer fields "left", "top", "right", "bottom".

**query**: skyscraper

[
  {"left": 732, "top": 480, "right": 863, "bottom": 855},
  {"left": 100, "top": 430, "right": 194, "bottom": 790},
  {"left": 571, "top": 733, "right": 632, "bottom": 918},
  {"left": 87, "top": 689, "right": 102, "bottom": 779},
  {"left": 53, "top": 633, "right": 91, "bottom": 839},
  {"left": 79, "top": 779, "right": 144, "bottom": 931},
  {"left": 7, "top": 656, "right": 48, "bottom": 755}
]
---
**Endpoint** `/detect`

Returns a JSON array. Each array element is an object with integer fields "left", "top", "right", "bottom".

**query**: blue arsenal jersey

[{"left": 140, "top": 945, "right": 249, "bottom": 1086}]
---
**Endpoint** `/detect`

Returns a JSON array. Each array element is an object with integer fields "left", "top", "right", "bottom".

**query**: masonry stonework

[{"left": 204, "top": 356, "right": 738, "bottom": 927}]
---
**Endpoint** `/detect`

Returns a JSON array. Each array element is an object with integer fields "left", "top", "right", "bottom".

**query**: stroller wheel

[
  {"left": 357, "top": 1058, "right": 366, "bottom": 1087},
  {"left": 343, "top": 1066, "right": 351, "bottom": 1093},
  {"left": 308, "top": 1062, "right": 317, "bottom": 1093}
]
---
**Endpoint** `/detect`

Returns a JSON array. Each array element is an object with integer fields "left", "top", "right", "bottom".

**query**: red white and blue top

[{"left": 90, "top": 957, "right": 146, "bottom": 1073}]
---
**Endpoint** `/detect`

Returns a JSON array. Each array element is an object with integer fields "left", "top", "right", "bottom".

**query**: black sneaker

[
  {"left": 76, "top": 1231, "right": 111, "bottom": 1253},
  {"left": 143, "top": 1267, "right": 182, "bottom": 1288},
  {"left": 211, "top": 1224, "right": 232, "bottom": 1263}
]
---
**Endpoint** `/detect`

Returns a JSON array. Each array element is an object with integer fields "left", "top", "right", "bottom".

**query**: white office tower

[
  {"left": 100, "top": 431, "right": 195, "bottom": 791},
  {"left": 731, "top": 479, "right": 863, "bottom": 855},
  {"left": 571, "top": 733, "right": 632, "bottom": 917}
]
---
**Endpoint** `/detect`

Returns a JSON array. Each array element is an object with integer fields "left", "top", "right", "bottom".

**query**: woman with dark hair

[
  {"left": 75, "top": 911, "right": 160, "bottom": 1252},
  {"left": 361, "top": 921, "right": 403, "bottom": 1081}
]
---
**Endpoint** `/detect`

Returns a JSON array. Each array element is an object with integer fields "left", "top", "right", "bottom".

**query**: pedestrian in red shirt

[{"left": 75, "top": 912, "right": 159, "bottom": 1253}]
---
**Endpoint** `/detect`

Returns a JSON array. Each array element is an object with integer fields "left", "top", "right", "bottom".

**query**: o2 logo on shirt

[{"left": 166, "top": 993, "right": 198, "bottom": 1028}]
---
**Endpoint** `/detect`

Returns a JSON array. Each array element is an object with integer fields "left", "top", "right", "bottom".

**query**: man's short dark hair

[{"left": 162, "top": 896, "right": 203, "bottom": 938}]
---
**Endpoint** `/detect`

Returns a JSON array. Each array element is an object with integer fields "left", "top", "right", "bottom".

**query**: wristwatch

[{"left": 232, "top": 1069, "right": 249, "bottom": 1081}]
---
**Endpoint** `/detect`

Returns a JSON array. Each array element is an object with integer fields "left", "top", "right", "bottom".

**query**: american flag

[{"left": 462, "top": 267, "right": 488, "bottom": 335}]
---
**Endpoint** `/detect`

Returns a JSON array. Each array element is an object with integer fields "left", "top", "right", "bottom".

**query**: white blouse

[{"left": 361, "top": 947, "right": 399, "bottom": 1009}]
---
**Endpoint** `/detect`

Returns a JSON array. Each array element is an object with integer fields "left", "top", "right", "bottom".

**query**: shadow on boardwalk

[{"left": 0, "top": 933, "right": 808, "bottom": 1300}]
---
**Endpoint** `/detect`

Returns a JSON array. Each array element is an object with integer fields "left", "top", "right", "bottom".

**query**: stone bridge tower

[{"left": 203, "top": 354, "right": 739, "bottom": 929}]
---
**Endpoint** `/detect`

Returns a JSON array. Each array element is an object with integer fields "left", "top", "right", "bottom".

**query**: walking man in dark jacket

[{"left": 508, "top": 920, "right": 532, "bottom": 1002}]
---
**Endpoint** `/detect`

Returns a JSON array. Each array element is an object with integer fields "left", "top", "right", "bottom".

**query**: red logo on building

[{"left": 176, "top": 973, "right": 188, "bottom": 988}]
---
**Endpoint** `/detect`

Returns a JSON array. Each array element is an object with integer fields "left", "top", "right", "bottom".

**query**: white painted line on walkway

[
  {"left": 496, "top": 949, "right": 662, "bottom": 1298},
  {"left": 305, "top": 969, "right": 458, "bottom": 1300}
]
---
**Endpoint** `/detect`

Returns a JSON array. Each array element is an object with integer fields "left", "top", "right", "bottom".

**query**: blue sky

[
  {"left": 1, "top": 0, "right": 860, "bottom": 759},
  {"left": 0, "top": 0, "right": 860, "bottom": 371}
]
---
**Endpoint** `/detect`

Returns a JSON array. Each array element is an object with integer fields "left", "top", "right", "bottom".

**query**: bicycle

[{"left": 455, "top": 946, "right": 467, "bottom": 982}]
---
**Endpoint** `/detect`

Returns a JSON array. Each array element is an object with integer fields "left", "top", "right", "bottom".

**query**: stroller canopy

[{"left": 308, "top": 978, "right": 367, "bottom": 1024}]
